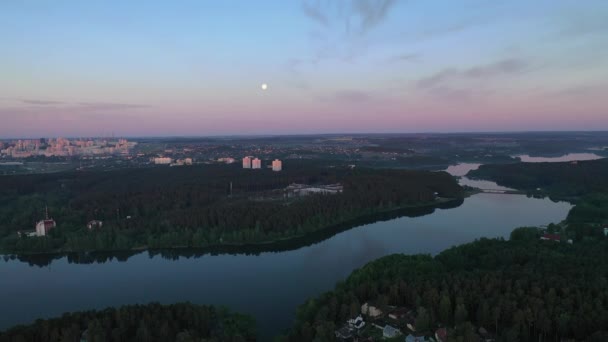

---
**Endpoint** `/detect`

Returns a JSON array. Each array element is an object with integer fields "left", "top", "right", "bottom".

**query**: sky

[{"left": 1, "top": 0, "right": 608, "bottom": 137}]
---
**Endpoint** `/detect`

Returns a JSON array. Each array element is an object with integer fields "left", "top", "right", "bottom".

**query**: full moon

[{"left": 261, "top": 83, "right": 268, "bottom": 90}]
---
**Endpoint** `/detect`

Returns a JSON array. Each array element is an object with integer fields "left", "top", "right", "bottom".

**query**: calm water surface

[
  {"left": 445, "top": 163, "right": 514, "bottom": 191},
  {"left": 515, "top": 153, "right": 603, "bottom": 162},
  {"left": 0, "top": 165, "right": 573, "bottom": 339}
]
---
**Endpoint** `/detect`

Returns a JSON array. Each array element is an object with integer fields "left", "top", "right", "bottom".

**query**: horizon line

[{"left": 2, "top": 129, "right": 608, "bottom": 140}]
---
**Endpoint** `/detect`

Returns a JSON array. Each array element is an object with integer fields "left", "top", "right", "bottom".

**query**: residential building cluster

[
  {"left": 0, "top": 138, "right": 136, "bottom": 158},
  {"left": 217, "top": 157, "right": 236, "bottom": 164},
  {"left": 20, "top": 207, "right": 105, "bottom": 238},
  {"left": 333, "top": 301, "right": 489, "bottom": 341},
  {"left": 242, "top": 156, "right": 282, "bottom": 171},
  {"left": 285, "top": 183, "right": 343, "bottom": 197},
  {"left": 173, "top": 158, "right": 193, "bottom": 166},
  {"left": 152, "top": 157, "right": 193, "bottom": 166},
  {"left": 87, "top": 220, "right": 103, "bottom": 230},
  {"left": 153, "top": 157, "right": 173, "bottom": 165}
]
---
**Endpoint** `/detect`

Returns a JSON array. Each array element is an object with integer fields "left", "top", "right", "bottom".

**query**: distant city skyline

[
  {"left": 1, "top": 1, "right": 608, "bottom": 137},
  {"left": 3, "top": 130, "right": 608, "bottom": 141}
]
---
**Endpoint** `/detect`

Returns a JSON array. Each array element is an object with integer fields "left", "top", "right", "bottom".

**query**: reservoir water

[
  {"left": 445, "top": 163, "right": 515, "bottom": 191},
  {"left": 0, "top": 164, "right": 573, "bottom": 339},
  {"left": 515, "top": 153, "right": 603, "bottom": 163}
]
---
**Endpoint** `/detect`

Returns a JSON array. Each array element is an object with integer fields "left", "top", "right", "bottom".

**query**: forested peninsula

[
  {"left": 282, "top": 157, "right": 608, "bottom": 341},
  {"left": 282, "top": 227, "right": 608, "bottom": 341},
  {"left": 467, "top": 158, "right": 608, "bottom": 199},
  {"left": 0, "top": 164, "right": 463, "bottom": 254}
]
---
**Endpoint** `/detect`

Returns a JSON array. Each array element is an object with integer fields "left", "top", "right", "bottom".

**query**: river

[{"left": 0, "top": 164, "right": 574, "bottom": 339}]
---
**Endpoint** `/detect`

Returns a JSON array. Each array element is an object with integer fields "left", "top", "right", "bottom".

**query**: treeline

[
  {"left": 0, "top": 164, "right": 463, "bottom": 253},
  {"left": 566, "top": 193, "right": 608, "bottom": 224},
  {"left": 467, "top": 158, "right": 608, "bottom": 198},
  {"left": 283, "top": 230, "right": 608, "bottom": 341},
  {"left": 4, "top": 199, "right": 465, "bottom": 268},
  {"left": 0, "top": 302, "right": 255, "bottom": 342}
]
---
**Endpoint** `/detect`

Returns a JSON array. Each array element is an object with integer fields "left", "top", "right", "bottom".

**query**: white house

[
  {"left": 361, "top": 302, "right": 383, "bottom": 318},
  {"left": 87, "top": 220, "right": 103, "bottom": 230},
  {"left": 382, "top": 325, "right": 401, "bottom": 338},
  {"left": 153, "top": 157, "right": 172, "bottom": 165},
  {"left": 347, "top": 315, "right": 365, "bottom": 330},
  {"left": 36, "top": 219, "right": 56, "bottom": 236},
  {"left": 406, "top": 334, "right": 428, "bottom": 342}
]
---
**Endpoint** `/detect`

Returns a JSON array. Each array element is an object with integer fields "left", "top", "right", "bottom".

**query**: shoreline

[{"left": 1, "top": 197, "right": 464, "bottom": 258}]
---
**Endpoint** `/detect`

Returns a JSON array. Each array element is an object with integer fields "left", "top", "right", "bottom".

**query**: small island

[{"left": 0, "top": 163, "right": 463, "bottom": 254}]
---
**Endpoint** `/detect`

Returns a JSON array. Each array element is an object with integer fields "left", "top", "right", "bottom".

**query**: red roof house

[{"left": 540, "top": 233, "right": 561, "bottom": 242}]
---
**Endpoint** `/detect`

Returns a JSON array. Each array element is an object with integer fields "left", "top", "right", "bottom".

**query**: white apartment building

[
  {"left": 272, "top": 159, "right": 282, "bottom": 171},
  {"left": 242, "top": 156, "right": 252, "bottom": 168},
  {"left": 252, "top": 158, "right": 262, "bottom": 169}
]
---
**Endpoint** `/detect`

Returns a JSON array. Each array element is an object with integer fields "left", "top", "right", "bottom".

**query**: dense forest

[
  {"left": 0, "top": 164, "right": 462, "bottom": 253},
  {"left": 282, "top": 157, "right": 608, "bottom": 341},
  {"left": 0, "top": 302, "right": 255, "bottom": 342},
  {"left": 467, "top": 158, "right": 608, "bottom": 199},
  {"left": 282, "top": 228, "right": 608, "bottom": 341}
]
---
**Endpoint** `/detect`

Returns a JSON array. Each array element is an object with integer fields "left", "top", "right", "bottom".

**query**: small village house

[
  {"left": 406, "top": 334, "right": 429, "bottom": 342},
  {"left": 87, "top": 220, "right": 103, "bottom": 230},
  {"left": 382, "top": 325, "right": 401, "bottom": 338},
  {"left": 540, "top": 233, "right": 561, "bottom": 242},
  {"left": 435, "top": 328, "right": 448, "bottom": 342},
  {"left": 35, "top": 207, "right": 56, "bottom": 237},
  {"left": 361, "top": 302, "right": 383, "bottom": 318}
]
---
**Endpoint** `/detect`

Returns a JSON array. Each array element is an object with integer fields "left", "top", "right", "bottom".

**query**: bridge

[{"left": 476, "top": 188, "right": 525, "bottom": 195}]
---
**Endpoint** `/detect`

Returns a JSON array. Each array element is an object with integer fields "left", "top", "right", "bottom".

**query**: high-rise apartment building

[
  {"left": 272, "top": 159, "right": 282, "bottom": 172},
  {"left": 252, "top": 158, "right": 262, "bottom": 169},
  {"left": 242, "top": 156, "right": 252, "bottom": 168}
]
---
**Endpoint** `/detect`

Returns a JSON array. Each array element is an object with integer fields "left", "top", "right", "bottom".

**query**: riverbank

[
  {"left": 0, "top": 165, "right": 464, "bottom": 255},
  {"left": 1, "top": 196, "right": 464, "bottom": 257},
  {"left": 0, "top": 191, "right": 571, "bottom": 339},
  {"left": 282, "top": 225, "right": 608, "bottom": 341},
  {"left": 467, "top": 158, "right": 608, "bottom": 200}
]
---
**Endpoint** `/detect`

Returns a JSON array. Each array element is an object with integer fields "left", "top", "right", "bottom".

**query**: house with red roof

[
  {"left": 35, "top": 219, "right": 56, "bottom": 236},
  {"left": 435, "top": 327, "right": 448, "bottom": 342},
  {"left": 35, "top": 206, "right": 56, "bottom": 237},
  {"left": 540, "top": 233, "right": 560, "bottom": 242}
]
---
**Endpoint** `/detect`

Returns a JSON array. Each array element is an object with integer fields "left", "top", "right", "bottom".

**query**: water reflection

[
  {"left": 0, "top": 161, "right": 575, "bottom": 339},
  {"left": 0, "top": 194, "right": 572, "bottom": 340}
]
